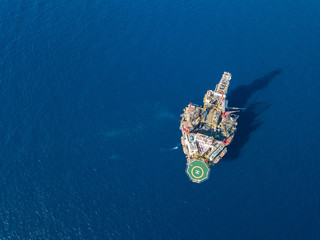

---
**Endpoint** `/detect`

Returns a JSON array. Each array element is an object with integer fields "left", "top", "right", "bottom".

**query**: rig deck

[{"left": 180, "top": 72, "right": 239, "bottom": 183}]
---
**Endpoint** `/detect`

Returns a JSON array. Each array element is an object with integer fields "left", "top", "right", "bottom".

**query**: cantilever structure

[{"left": 180, "top": 72, "right": 239, "bottom": 183}]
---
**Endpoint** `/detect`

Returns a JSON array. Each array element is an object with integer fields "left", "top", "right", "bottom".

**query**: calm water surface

[{"left": 0, "top": 0, "right": 320, "bottom": 239}]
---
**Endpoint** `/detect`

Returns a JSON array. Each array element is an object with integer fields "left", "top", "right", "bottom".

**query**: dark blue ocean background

[{"left": 1, "top": 0, "right": 320, "bottom": 239}]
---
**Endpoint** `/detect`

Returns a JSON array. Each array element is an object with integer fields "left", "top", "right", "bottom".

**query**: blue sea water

[{"left": 1, "top": 0, "right": 320, "bottom": 239}]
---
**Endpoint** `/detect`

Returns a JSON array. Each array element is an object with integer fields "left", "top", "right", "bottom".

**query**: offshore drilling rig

[{"left": 180, "top": 72, "right": 240, "bottom": 183}]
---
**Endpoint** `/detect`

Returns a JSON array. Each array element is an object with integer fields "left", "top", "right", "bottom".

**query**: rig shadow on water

[{"left": 225, "top": 69, "right": 282, "bottom": 160}]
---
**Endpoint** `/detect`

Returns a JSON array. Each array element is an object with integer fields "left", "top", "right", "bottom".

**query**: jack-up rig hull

[{"left": 180, "top": 72, "right": 239, "bottom": 183}]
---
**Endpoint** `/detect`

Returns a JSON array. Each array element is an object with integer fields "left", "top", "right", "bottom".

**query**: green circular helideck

[{"left": 186, "top": 160, "right": 210, "bottom": 183}]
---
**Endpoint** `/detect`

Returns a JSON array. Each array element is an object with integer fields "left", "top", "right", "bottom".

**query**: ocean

[{"left": 0, "top": 0, "right": 320, "bottom": 239}]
